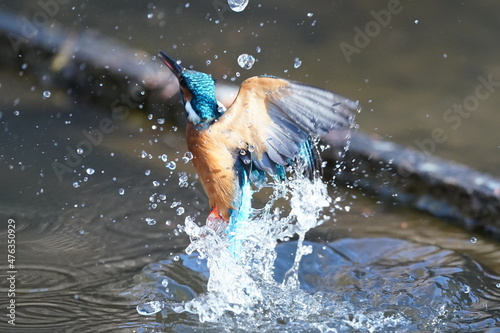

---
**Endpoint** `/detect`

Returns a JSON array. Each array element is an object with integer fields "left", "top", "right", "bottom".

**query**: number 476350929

[{"left": 7, "top": 219, "right": 16, "bottom": 269}]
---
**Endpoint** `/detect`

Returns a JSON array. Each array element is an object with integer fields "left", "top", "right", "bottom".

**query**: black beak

[{"left": 158, "top": 51, "right": 184, "bottom": 78}]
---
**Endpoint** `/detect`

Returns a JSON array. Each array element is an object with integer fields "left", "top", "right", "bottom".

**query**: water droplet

[
  {"left": 157, "top": 118, "right": 165, "bottom": 125},
  {"left": 240, "top": 150, "right": 246, "bottom": 155},
  {"left": 166, "top": 161, "right": 176, "bottom": 170},
  {"left": 144, "top": 169, "right": 151, "bottom": 176},
  {"left": 182, "top": 151, "right": 193, "bottom": 163},
  {"left": 153, "top": 181, "right": 160, "bottom": 187},
  {"left": 147, "top": 13, "right": 154, "bottom": 19},
  {"left": 228, "top": 0, "right": 248, "bottom": 12},
  {"left": 206, "top": 60, "right": 211, "bottom": 66},
  {"left": 248, "top": 145, "right": 255, "bottom": 152},
  {"left": 118, "top": 188, "right": 125, "bottom": 195},
  {"left": 496, "top": 283, "right": 500, "bottom": 288},
  {"left": 146, "top": 217, "right": 157, "bottom": 225},
  {"left": 307, "top": 12, "right": 314, "bottom": 17},
  {"left": 293, "top": 58, "right": 302, "bottom": 68},
  {"left": 470, "top": 237, "right": 477, "bottom": 244},
  {"left": 173, "top": 255, "right": 180, "bottom": 261},
  {"left": 176, "top": 207, "right": 185, "bottom": 215},
  {"left": 237, "top": 53, "right": 256, "bottom": 70},
  {"left": 72, "top": 182, "right": 80, "bottom": 188},
  {"left": 136, "top": 301, "right": 163, "bottom": 316},
  {"left": 256, "top": 46, "right": 261, "bottom": 53},
  {"left": 463, "top": 285, "right": 471, "bottom": 293},
  {"left": 43, "top": 90, "right": 51, "bottom": 98},
  {"left": 178, "top": 172, "right": 189, "bottom": 187},
  {"left": 13, "top": 110, "right": 20, "bottom": 116},
  {"left": 414, "top": 19, "right": 419, "bottom": 24},
  {"left": 160, "top": 154, "right": 168, "bottom": 162},
  {"left": 161, "top": 279, "right": 169, "bottom": 287},
  {"left": 165, "top": 220, "right": 172, "bottom": 226},
  {"left": 86, "top": 168, "right": 95, "bottom": 175}
]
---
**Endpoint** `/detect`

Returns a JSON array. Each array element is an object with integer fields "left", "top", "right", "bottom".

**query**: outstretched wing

[{"left": 212, "top": 75, "right": 358, "bottom": 181}]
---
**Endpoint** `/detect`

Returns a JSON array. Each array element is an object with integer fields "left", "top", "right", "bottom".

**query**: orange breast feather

[{"left": 186, "top": 123, "right": 238, "bottom": 220}]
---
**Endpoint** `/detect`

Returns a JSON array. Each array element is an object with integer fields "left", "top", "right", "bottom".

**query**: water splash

[
  {"left": 167, "top": 174, "right": 332, "bottom": 323},
  {"left": 136, "top": 300, "right": 163, "bottom": 315}
]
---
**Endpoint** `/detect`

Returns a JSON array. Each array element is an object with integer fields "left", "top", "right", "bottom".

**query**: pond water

[{"left": 1, "top": 1, "right": 500, "bottom": 332}]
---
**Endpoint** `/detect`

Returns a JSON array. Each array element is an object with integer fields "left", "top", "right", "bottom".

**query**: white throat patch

[{"left": 185, "top": 101, "right": 201, "bottom": 124}]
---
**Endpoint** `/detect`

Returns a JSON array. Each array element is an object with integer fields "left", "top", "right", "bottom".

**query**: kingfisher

[{"left": 158, "top": 51, "right": 357, "bottom": 247}]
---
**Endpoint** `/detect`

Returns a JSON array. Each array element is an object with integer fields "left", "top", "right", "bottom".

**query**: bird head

[{"left": 159, "top": 51, "right": 222, "bottom": 127}]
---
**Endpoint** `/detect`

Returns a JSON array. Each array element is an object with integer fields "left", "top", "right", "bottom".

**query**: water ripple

[{"left": 134, "top": 237, "right": 500, "bottom": 332}]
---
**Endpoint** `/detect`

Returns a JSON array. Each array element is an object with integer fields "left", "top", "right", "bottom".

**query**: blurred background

[{"left": 0, "top": 1, "right": 499, "bottom": 331}]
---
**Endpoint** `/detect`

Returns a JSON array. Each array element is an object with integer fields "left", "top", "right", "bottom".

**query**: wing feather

[{"left": 213, "top": 75, "right": 357, "bottom": 181}]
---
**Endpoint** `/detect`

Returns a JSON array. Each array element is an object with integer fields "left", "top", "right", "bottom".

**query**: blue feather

[{"left": 182, "top": 70, "right": 219, "bottom": 122}]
